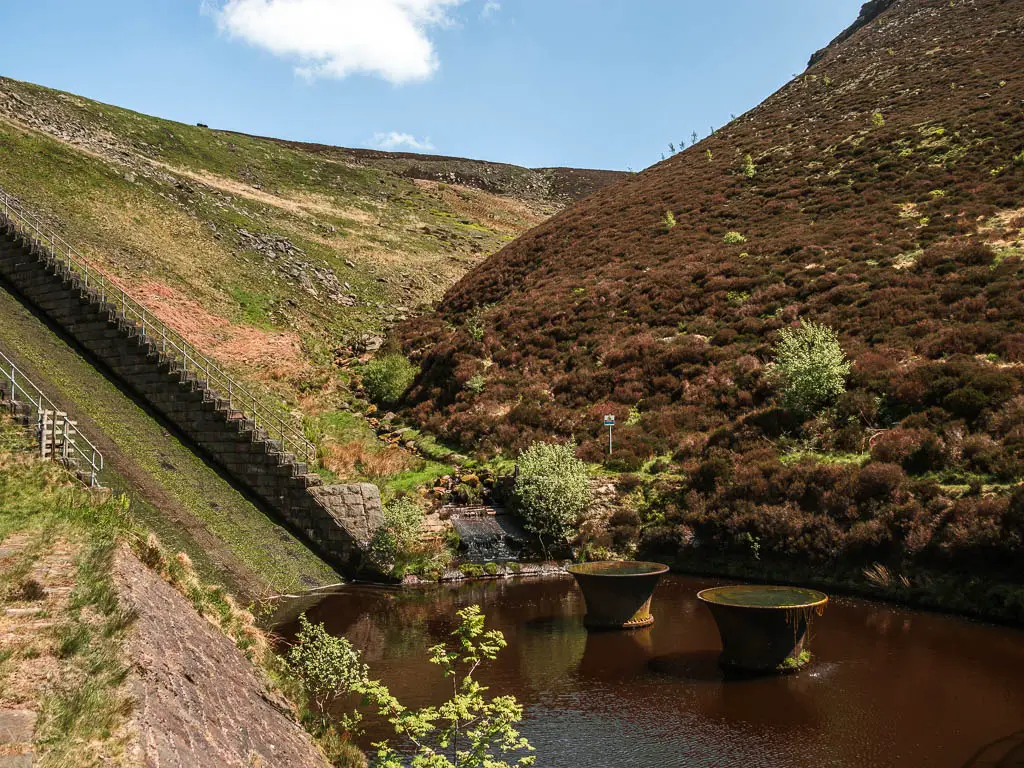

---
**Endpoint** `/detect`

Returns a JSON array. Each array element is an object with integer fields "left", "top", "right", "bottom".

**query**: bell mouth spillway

[
  {"left": 698, "top": 585, "right": 828, "bottom": 673},
  {"left": 567, "top": 561, "right": 669, "bottom": 630}
]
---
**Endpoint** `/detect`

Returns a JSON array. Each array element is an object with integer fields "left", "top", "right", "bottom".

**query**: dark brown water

[{"left": 282, "top": 575, "right": 1024, "bottom": 768}]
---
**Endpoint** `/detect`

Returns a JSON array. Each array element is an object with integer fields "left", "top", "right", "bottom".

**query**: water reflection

[{"left": 277, "top": 574, "right": 1024, "bottom": 768}]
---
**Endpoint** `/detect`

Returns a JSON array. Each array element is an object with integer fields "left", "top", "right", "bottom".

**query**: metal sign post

[{"left": 604, "top": 414, "right": 615, "bottom": 455}]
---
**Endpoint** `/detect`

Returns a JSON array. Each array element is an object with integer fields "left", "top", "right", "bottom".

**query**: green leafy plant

[
  {"left": 465, "top": 374, "right": 487, "bottom": 395},
  {"left": 465, "top": 304, "right": 494, "bottom": 342},
  {"left": 511, "top": 442, "right": 591, "bottom": 554},
  {"left": 1013, "top": 149, "right": 1024, "bottom": 166},
  {"left": 361, "top": 605, "right": 535, "bottom": 768},
  {"left": 772, "top": 320, "right": 851, "bottom": 417},
  {"left": 778, "top": 649, "right": 811, "bottom": 670},
  {"left": 744, "top": 532, "right": 761, "bottom": 561},
  {"left": 662, "top": 210, "right": 677, "bottom": 232},
  {"left": 363, "top": 355, "right": 418, "bottom": 405},
  {"left": 286, "top": 614, "right": 369, "bottom": 734},
  {"left": 872, "top": 112, "right": 886, "bottom": 128},
  {"left": 369, "top": 497, "right": 427, "bottom": 575},
  {"left": 742, "top": 153, "right": 756, "bottom": 179},
  {"left": 723, "top": 231, "right": 747, "bottom": 244},
  {"left": 626, "top": 404, "right": 643, "bottom": 426}
]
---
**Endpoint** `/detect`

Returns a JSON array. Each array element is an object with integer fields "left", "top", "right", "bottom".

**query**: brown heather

[{"left": 395, "top": 0, "right": 1024, "bottom": 579}]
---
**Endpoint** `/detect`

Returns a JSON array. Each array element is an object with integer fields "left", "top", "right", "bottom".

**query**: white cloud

[
  {"left": 373, "top": 131, "right": 435, "bottom": 151},
  {"left": 210, "top": 0, "right": 469, "bottom": 84},
  {"left": 481, "top": 0, "right": 500, "bottom": 18}
]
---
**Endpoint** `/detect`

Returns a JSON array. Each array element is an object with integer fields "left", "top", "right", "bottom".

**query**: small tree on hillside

[
  {"left": 742, "top": 153, "right": 757, "bottom": 179},
  {"left": 772, "top": 321, "right": 851, "bottom": 417},
  {"left": 286, "top": 614, "right": 369, "bottom": 734},
  {"left": 512, "top": 442, "right": 591, "bottom": 554}
]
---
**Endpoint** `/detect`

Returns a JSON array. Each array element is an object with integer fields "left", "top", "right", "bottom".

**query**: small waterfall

[{"left": 449, "top": 507, "right": 531, "bottom": 563}]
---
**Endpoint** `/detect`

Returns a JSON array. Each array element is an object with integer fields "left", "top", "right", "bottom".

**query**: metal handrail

[
  {"left": 0, "top": 186, "right": 317, "bottom": 468},
  {"left": 0, "top": 348, "right": 104, "bottom": 487}
]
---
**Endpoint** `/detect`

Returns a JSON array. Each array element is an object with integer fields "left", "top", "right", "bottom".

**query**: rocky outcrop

[
  {"left": 114, "top": 549, "right": 331, "bottom": 768},
  {"left": 807, "top": 0, "right": 899, "bottom": 67},
  {"left": 236, "top": 228, "right": 354, "bottom": 305}
]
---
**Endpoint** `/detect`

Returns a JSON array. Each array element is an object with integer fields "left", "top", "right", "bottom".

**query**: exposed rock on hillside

[
  {"left": 808, "top": 0, "right": 899, "bottom": 67},
  {"left": 115, "top": 549, "right": 331, "bottom": 768}
]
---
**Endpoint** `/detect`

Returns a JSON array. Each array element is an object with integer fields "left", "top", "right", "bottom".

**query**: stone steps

[{"left": 0, "top": 219, "right": 379, "bottom": 577}]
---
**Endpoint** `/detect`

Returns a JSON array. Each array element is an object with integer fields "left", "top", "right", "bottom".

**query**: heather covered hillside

[{"left": 396, "top": 0, "right": 1024, "bottom": 585}]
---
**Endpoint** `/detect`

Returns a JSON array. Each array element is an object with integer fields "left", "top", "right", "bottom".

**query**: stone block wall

[{"left": 0, "top": 222, "right": 382, "bottom": 578}]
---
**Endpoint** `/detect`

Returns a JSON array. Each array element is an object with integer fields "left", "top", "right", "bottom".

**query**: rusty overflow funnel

[
  {"left": 698, "top": 585, "right": 828, "bottom": 673},
  {"left": 567, "top": 561, "right": 669, "bottom": 630}
]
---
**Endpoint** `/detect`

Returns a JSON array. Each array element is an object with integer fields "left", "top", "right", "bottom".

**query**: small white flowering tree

[
  {"left": 512, "top": 441, "right": 591, "bottom": 555},
  {"left": 772, "top": 320, "right": 851, "bottom": 417}
]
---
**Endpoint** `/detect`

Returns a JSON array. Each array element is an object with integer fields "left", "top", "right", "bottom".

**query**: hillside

[
  {"left": 395, "top": 0, "right": 1024, "bottom": 585},
  {"left": 0, "top": 74, "right": 626, "bottom": 492},
  {"left": 0, "top": 75, "right": 625, "bottom": 397}
]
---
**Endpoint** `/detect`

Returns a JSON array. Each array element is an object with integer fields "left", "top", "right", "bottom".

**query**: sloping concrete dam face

[{"left": 0, "top": 221, "right": 381, "bottom": 578}]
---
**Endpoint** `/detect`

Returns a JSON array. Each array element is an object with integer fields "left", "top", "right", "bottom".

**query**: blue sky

[{"left": 0, "top": 1, "right": 864, "bottom": 171}]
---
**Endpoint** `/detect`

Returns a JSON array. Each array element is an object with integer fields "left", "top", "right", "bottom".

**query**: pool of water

[{"left": 279, "top": 574, "right": 1024, "bottom": 768}]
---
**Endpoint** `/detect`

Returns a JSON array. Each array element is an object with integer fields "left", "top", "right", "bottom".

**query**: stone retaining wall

[{"left": 0, "top": 223, "right": 380, "bottom": 577}]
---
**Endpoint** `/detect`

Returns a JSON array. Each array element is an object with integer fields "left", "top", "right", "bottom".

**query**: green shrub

[
  {"left": 1014, "top": 149, "right": 1024, "bottom": 166},
  {"left": 362, "top": 355, "right": 417, "bottom": 405},
  {"left": 723, "top": 231, "right": 747, "bottom": 244},
  {"left": 662, "top": 210, "right": 677, "bottom": 232},
  {"left": 483, "top": 562, "right": 499, "bottom": 575},
  {"left": 772, "top": 320, "right": 851, "bottom": 417},
  {"left": 742, "top": 154, "right": 756, "bottom": 179},
  {"left": 872, "top": 112, "right": 886, "bottom": 128},
  {"left": 460, "top": 563, "right": 485, "bottom": 578},
  {"left": 286, "top": 614, "right": 369, "bottom": 728},
  {"left": 465, "top": 374, "right": 487, "bottom": 395},
  {"left": 512, "top": 442, "right": 591, "bottom": 552},
  {"left": 368, "top": 497, "right": 425, "bottom": 575}
]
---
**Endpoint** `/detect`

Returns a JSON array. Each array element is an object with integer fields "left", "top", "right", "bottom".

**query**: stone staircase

[{"left": 0, "top": 189, "right": 381, "bottom": 577}]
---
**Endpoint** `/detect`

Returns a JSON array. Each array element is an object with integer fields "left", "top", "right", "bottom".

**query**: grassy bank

[
  {"left": 0, "top": 285, "right": 340, "bottom": 594},
  {"left": 0, "top": 421, "right": 138, "bottom": 765},
  {"left": 0, "top": 416, "right": 356, "bottom": 765}
]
